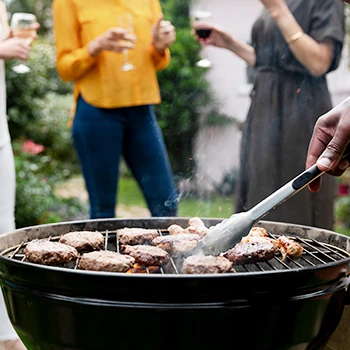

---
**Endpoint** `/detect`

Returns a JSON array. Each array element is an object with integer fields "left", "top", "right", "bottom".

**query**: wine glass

[
  {"left": 10, "top": 12, "right": 37, "bottom": 74},
  {"left": 117, "top": 14, "right": 135, "bottom": 72},
  {"left": 190, "top": 6, "right": 212, "bottom": 68}
]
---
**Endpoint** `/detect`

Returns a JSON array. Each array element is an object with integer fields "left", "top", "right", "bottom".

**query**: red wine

[{"left": 195, "top": 28, "right": 212, "bottom": 39}]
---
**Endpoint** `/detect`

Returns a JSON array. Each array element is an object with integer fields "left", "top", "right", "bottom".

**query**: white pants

[{"left": 0, "top": 142, "right": 18, "bottom": 341}]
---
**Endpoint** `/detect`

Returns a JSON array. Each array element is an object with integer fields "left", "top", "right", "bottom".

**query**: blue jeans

[{"left": 72, "top": 96, "right": 178, "bottom": 219}]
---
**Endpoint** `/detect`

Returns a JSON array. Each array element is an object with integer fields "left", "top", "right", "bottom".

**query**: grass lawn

[{"left": 119, "top": 176, "right": 234, "bottom": 219}]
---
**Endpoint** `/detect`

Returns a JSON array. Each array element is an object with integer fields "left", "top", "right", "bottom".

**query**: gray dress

[{"left": 235, "top": 0, "right": 345, "bottom": 230}]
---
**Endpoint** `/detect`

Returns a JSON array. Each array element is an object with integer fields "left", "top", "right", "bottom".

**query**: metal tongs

[{"left": 196, "top": 164, "right": 324, "bottom": 255}]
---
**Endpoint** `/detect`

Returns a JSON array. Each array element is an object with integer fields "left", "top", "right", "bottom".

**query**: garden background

[{"left": 5, "top": 0, "right": 350, "bottom": 235}]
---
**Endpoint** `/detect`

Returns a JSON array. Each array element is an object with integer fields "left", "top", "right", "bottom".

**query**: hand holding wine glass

[
  {"left": 117, "top": 13, "right": 135, "bottom": 71},
  {"left": 10, "top": 12, "right": 39, "bottom": 74},
  {"left": 190, "top": 8, "right": 212, "bottom": 68},
  {"left": 192, "top": 22, "right": 235, "bottom": 50}
]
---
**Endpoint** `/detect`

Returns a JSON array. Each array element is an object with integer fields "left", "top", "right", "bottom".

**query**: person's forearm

[
  {"left": 271, "top": 5, "right": 332, "bottom": 76},
  {"left": 226, "top": 39, "right": 256, "bottom": 67}
]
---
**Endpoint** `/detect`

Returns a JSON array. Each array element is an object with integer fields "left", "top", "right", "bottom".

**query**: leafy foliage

[
  {"left": 6, "top": 38, "right": 72, "bottom": 138},
  {"left": 13, "top": 140, "right": 88, "bottom": 228},
  {"left": 5, "top": 36, "right": 83, "bottom": 228}
]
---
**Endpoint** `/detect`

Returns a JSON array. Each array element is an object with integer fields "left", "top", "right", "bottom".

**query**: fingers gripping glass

[
  {"left": 117, "top": 14, "right": 135, "bottom": 72},
  {"left": 10, "top": 12, "right": 37, "bottom": 74}
]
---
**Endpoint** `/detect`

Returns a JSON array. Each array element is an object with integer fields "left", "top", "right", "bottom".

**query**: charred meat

[
  {"left": 182, "top": 254, "right": 234, "bottom": 274},
  {"left": 120, "top": 244, "right": 170, "bottom": 266},
  {"left": 24, "top": 240, "right": 78, "bottom": 266},
  {"left": 277, "top": 236, "right": 303, "bottom": 261},
  {"left": 223, "top": 239, "right": 277, "bottom": 265},
  {"left": 117, "top": 228, "right": 159, "bottom": 245},
  {"left": 59, "top": 231, "right": 104, "bottom": 253},
  {"left": 77, "top": 250, "right": 135, "bottom": 273},
  {"left": 152, "top": 233, "right": 200, "bottom": 257},
  {"left": 241, "top": 227, "right": 279, "bottom": 249}
]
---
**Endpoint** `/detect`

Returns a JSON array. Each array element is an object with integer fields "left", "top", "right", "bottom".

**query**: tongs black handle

[{"left": 249, "top": 164, "right": 324, "bottom": 222}]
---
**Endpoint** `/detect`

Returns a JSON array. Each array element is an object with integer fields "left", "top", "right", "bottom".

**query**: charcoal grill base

[{"left": 3, "top": 279, "right": 348, "bottom": 350}]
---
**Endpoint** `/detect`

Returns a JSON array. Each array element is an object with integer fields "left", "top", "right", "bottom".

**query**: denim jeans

[{"left": 72, "top": 96, "right": 178, "bottom": 219}]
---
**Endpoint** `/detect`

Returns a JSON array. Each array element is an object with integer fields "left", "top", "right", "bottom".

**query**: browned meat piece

[
  {"left": 152, "top": 233, "right": 200, "bottom": 257},
  {"left": 246, "top": 226, "right": 268, "bottom": 238},
  {"left": 223, "top": 239, "right": 277, "bottom": 265},
  {"left": 24, "top": 240, "right": 78, "bottom": 266},
  {"left": 277, "top": 236, "right": 303, "bottom": 261},
  {"left": 168, "top": 224, "right": 187, "bottom": 235},
  {"left": 117, "top": 228, "right": 159, "bottom": 245},
  {"left": 59, "top": 231, "right": 104, "bottom": 253},
  {"left": 182, "top": 254, "right": 235, "bottom": 274},
  {"left": 120, "top": 244, "right": 170, "bottom": 266},
  {"left": 77, "top": 250, "right": 135, "bottom": 272},
  {"left": 187, "top": 217, "right": 209, "bottom": 237},
  {"left": 240, "top": 227, "right": 279, "bottom": 249}
]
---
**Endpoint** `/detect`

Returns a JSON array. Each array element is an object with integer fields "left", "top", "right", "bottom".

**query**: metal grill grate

[{"left": 1, "top": 230, "right": 349, "bottom": 274}]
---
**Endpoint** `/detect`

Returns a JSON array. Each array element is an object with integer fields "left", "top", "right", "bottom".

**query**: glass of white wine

[
  {"left": 10, "top": 12, "right": 38, "bottom": 74},
  {"left": 117, "top": 13, "right": 135, "bottom": 72}
]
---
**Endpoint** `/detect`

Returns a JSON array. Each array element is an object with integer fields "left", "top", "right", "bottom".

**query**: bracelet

[{"left": 288, "top": 31, "right": 305, "bottom": 45}]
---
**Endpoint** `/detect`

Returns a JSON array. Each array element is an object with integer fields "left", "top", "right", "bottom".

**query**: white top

[{"left": 0, "top": 21, "right": 9, "bottom": 149}]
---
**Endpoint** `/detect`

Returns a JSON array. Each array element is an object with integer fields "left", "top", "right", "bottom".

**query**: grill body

[{"left": 0, "top": 218, "right": 350, "bottom": 350}]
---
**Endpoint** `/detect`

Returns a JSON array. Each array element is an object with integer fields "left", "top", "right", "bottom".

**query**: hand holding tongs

[{"left": 196, "top": 164, "right": 324, "bottom": 256}]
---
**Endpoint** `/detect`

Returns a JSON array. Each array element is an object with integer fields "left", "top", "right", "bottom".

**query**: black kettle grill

[{"left": 0, "top": 218, "right": 349, "bottom": 350}]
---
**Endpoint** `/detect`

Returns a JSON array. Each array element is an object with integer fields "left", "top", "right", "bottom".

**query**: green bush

[
  {"left": 13, "top": 141, "right": 88, "bottom": 228},
  {"left": 6, "top": 38, "right": 72, "bottom": 140},
  {"left": 6, "top": 37, "right": 84, "bottom": 228},
  {"left": 335, "top": 196, "right": 350, "bottom": 228}
]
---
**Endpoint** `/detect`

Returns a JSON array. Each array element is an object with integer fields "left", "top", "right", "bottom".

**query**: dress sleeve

[{"left": 309, "top": 0, "right": 345, "bottom": 72}]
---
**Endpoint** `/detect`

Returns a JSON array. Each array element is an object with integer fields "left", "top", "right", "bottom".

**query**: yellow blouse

[{"left": 52, "top": 0, "right": 171, "bottom": 109}]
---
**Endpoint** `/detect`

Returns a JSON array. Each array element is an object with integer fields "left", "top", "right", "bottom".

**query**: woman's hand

[
  {"left": 192, "top": 22, "right": 233, "bottom": 50},
  {"left": 88, "top": 28, "right": 136, "bottom": 57},
  {"left": 306, "top": 97, "right": 350, "bottom": 192},
  {"left": 152, "top": 14, "right": 176, "bottom": 55},
  {"left": 0, "top": 37, "right": 30, "bottom": 60}
]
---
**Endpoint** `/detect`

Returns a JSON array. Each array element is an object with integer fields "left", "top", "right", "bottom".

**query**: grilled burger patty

[
  {"left": 120, "top": 244, "right": 170, "bottom": 266},
  {"left": 223, "top": 239, "right": 277, "bottom": 265},
  {"left": 59, "top": 231, "right": 105, "bottom": 253},
  {"left": 117, "top": 228, "right": 160, "bottom": 245},
  {"left": 24, "top": 240, "right": 79, "bottom": 266},
  {"left": 182, "top": 254, "right": 234, "bottom": 274},
  {"left": 77, "top": 250, "right": 135, "bottom": 272}
]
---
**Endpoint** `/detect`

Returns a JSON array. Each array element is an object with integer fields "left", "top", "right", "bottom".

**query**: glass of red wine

[
  {"left": 190, "top": 8, "right": 212, "bottom": 68},
  {"left": 195, "top": 28, "right": 212, "bottom": 39}
]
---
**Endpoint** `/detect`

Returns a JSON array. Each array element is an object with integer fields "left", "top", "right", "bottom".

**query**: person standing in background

[
  {"left": 52, "top": 0, "right": 179, "bottom": 220},
  {"left": 0, "top": 1, "right": 33, "bottom": 348},
  {"left": 193, "top": 0, "right": 345, "bottom": 230}
]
